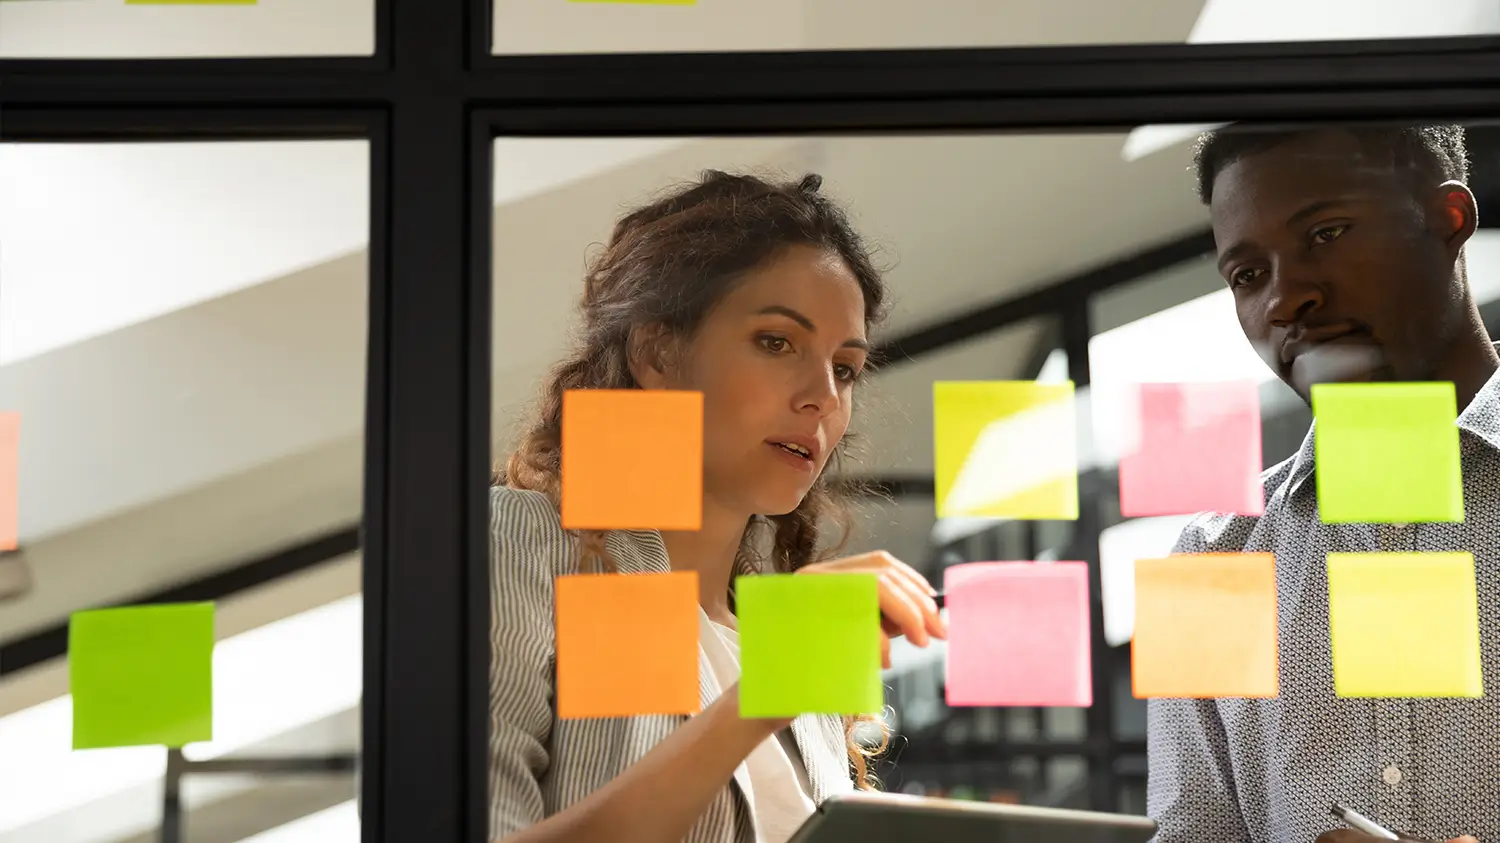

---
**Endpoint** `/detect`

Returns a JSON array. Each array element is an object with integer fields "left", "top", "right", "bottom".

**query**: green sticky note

[
  {"left": 1312, "top": 382, "right": 1463, "bottom": 524},
  {"left": 1328, "top": 552, "right": 1482, "bottom": 698},
  {"left": 69, "top": 603, "right": 215, "bottom": 750},
  {"left": 736, "top": 574, "right": 882, "bottom": 717},
  {"left": 933, "top": 381, "right": 1079, "bottom": 520}
]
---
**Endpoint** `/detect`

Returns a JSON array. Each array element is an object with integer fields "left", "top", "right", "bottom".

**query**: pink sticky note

[
  {"left": 944, "top": 561, "right": 1092, "bottom": 707},
  {"left": 1118, "top": 381, "right": 1263, "bottom": 517},
  {"left": 0, "top": 413, "right": 16, "bottom": 551}
]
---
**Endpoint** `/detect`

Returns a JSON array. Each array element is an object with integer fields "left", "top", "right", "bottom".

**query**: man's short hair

[{"left": 1192, "top": 124, "right": 1469, "bottom": 205}]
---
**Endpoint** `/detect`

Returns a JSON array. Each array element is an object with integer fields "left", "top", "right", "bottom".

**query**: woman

[{"left": 491, "top": 170, "right": 947, "bottom": 843}]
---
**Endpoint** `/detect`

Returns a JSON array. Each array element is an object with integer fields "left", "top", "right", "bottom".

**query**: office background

[{"left": 2, "top": 1, "right": 1500, "bottom": 841}]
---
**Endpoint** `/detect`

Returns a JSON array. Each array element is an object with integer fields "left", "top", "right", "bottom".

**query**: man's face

[{"left": 1209, "top": 130, "right": 1472, "bottom": 402}]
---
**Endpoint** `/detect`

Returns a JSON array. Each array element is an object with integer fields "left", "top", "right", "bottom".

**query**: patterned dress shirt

[{"left": 1146, "top": 351, "right": 1500, "bottom": 843}]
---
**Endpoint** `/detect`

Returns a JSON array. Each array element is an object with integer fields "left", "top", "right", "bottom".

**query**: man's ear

[
  {"left": 626, "top": 323, "right": 674, "bottom": 389},
  {"left": 1432, "top": 179, "right": 1478, "bottom": 256}
]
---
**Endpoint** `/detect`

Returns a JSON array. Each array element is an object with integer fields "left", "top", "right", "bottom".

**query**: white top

[{"left": 698, "top": 610, "right": 818, "bottom": 843}]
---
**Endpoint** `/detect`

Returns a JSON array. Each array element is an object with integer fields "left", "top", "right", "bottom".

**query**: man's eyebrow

[
  {"left": 755, "top": 305, "right": 870, "bottom": 351},
  {"left": 1217, "top": 243, "right": 1250, "bottom": 274}
]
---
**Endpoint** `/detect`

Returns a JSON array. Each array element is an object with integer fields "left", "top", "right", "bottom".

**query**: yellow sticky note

[
  {"left": 555, "top": 572, "right": 701, "bottom": 719},
  {"left": 1132, "top": 553, "right": 1279, "bottom": 698},
  {"left": 1328, "top": 552, "right": 1482, "bottom": 698},
  {"left": 561, "top": 389, "right": 702, "bottom": 531},
  {"left": 933, "top": 381, "right": 1078, "bottom": 520}
]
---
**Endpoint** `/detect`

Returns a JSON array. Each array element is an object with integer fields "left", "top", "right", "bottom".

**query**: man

[{"left": 1146, "top": 123, "right": 1500, "bottom": 843}]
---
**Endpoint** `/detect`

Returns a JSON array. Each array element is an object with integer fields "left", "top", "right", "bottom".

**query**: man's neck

[{"left": 1436, "top": 320, "right": 1499, "bottom": 414}]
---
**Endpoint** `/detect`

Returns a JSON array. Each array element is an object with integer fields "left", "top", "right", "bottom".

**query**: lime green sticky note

[
  {"left": 737, "top": 574, "right": 882, "bottom": 717},
  {"left": 1312, "top": 382, "right": 1463, "bottom": 524},
  {"left": 1328, "top": 552, "right": 1482, "bottom": 698},
  {"left": 69, "top": 603, "right": 215, "bottom": 750},
  {"left": 933, "top": 381, "right": 1079, "bottom": 520}
]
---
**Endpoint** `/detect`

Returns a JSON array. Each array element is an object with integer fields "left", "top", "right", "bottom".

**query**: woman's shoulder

[
  {"left": 489, "top": 485, "right": 577, "bottom": 576},
  {"left": 490, "top": 485, "right": 566, "bottom": 536}
]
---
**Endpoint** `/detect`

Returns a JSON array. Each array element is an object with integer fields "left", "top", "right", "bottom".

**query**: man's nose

[{"left": 1265, "top": 258, "right": 1326, "bottom": 328}]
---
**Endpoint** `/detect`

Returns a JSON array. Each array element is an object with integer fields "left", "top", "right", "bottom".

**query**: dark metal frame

[{"left": 6, "top": 0, "right": 1500, "bottom": 837}]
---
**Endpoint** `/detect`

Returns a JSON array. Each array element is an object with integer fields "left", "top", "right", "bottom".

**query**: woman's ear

[{"left": 626, "top": 323, "right": 672, "bottom": 389}]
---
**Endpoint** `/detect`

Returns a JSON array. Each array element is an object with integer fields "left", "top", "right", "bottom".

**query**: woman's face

[{"left": 660, "top": 244, "right": 871, "bottom": 518}]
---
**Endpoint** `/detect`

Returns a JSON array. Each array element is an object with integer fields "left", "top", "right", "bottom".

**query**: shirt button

[{"left": 1382, "top": 764, "right": 1403, "bottom": 786}]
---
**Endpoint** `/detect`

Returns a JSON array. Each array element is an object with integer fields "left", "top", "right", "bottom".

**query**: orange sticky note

[
  {"left": 1132, "top": 553, "right": 1278, "bottom": 698},
  {"left": 554, "top": 571, "right": 700, "bottom": 718},
  {"left": 561, "top": 389, "right": 702, "bottom": 531},
  {"left": 0, "top": 413, "right": 17, "bottom": 551}
]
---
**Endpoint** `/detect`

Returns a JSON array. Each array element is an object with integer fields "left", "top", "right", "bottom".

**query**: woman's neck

[{"left": 659, "top": 502, "right": 749, "bottom": 625}]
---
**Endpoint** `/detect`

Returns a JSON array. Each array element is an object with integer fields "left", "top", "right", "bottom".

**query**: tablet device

[{"left": 788, "top": 792, "right": 1158, "bottom": 843}]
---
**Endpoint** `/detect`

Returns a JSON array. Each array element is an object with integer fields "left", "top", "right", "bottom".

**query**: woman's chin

[{"left": 752, "top": 487, "right": 816, "bottom": 519}]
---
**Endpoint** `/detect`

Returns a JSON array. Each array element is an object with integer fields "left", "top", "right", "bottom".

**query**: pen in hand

[{"left": 1331, "top": 803, "right": 1400, "bottom": 840}]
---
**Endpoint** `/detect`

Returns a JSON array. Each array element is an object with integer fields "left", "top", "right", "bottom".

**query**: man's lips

[{"left": 1280, "top": 327, "right": 1374, "bottom": 366}]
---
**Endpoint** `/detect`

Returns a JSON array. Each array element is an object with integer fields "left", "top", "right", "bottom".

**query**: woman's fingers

[
  {"left": 877, "top": 573, "right": 929, "bottom": 647},
  {"left": 871, "top": 554, "right": 946, "bottom": 640},
  {"left": 881, "top": 631, "right": 891, "bottom": 670}
]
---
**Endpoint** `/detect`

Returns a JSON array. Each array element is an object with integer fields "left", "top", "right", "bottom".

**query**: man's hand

[{"left": 1315, "top": 831, "right": 1478, "bottom": 842}]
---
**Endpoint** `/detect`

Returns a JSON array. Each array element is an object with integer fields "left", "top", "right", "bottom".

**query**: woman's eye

[
  {"left": 834, "top": 364, "right": 858, "bottom": 383},
  {"left": 1311, "top": 224, "right": 1348, "bottom": 245},
  {"left": 759, "top": 335, "right": 789, "bottom": 353}
]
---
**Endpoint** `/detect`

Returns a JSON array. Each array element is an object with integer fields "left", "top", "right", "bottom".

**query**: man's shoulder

[{"left": 1171, "top": 452, "right": 1301, "bottom": 555}]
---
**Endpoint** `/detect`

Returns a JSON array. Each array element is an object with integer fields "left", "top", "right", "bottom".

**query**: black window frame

[{"left": 6, "top": 2, "right": 1500, "bottom": 838}]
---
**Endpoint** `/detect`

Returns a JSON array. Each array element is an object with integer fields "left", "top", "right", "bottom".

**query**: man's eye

[
  {"left": 1312, "top": 224, "right": 1348, "bottom": 245},
  {"left": 1231, "top": 268, "right": 1262, "bottom": 289}
]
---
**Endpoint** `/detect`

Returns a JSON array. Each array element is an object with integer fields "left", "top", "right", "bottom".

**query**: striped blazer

[{"left": 489, "top": 485, "right": 857, "bottom": 843}]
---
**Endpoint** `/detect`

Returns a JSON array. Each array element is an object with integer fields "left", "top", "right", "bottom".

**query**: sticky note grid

[
  {"left": 737, "top": 574, "right": 882, "bottom": 718},
  {"left": 1313, "top": 382, "right": 1463, "bottom": 524},
  {"left": 1329, "top": 552, "right": 1482, "bottom": 698},
  {"left": 69, "top": 603, "right": 215, "bottom": 750},
  {"left": 561, "top": 389, "right": 703, "bottom": 531},
  {"left": 555, "top": 571, "right": 701, "bottom": 719},
  {"left": 933, "top": 381, "right": 1079, "bottom": 520},
  {"left": 944, "top": 561, "right": 1092, "bottom": 707},
  {"left": 1132, "top": 553, "right": 1278, "bottom": 699},
  {"left": 1118, "top": 381, "right": 1263, "bottom": 517}
]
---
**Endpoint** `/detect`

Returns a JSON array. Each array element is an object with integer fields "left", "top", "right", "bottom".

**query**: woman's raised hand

[{"left": 796, "top": 551, "right": 947, "bottom": 669}]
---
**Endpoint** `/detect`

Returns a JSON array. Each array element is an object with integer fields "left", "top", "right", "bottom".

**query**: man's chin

[
  {"left": 1288, "top": 366, "right": 1392, "bottom": 405},
  {"left": 1288, "top": 345, "right": 1389, "bottom": 399}
]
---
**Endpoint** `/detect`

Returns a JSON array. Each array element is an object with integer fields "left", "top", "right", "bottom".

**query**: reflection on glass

[
  {"left": 0, "top": 0, "right": 374, "bottom": 59},
  {"left": 492, "top": 0, "right": 1498, "bottom": 56},
  {"left": 0, "top": 141, "right": 367, "bottom": 842}
]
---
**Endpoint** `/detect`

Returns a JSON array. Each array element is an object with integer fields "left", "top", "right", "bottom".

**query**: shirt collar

[{"left": 1285, "top": 342, "right": 1500, "bottom": 499}]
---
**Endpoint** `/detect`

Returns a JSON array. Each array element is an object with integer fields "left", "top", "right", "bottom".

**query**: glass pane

[
  {"left": 0, "top": 0, "right": 373, "bottom": 58},
  {"left": 0, "top": 140, "right": 368, "bottom": 842},
  {"left": 492, "top": 0, "right": 1498, "bottom": 55},
  {"left": 488, "top": 120, "right": 1500, "bottom": 828}
]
